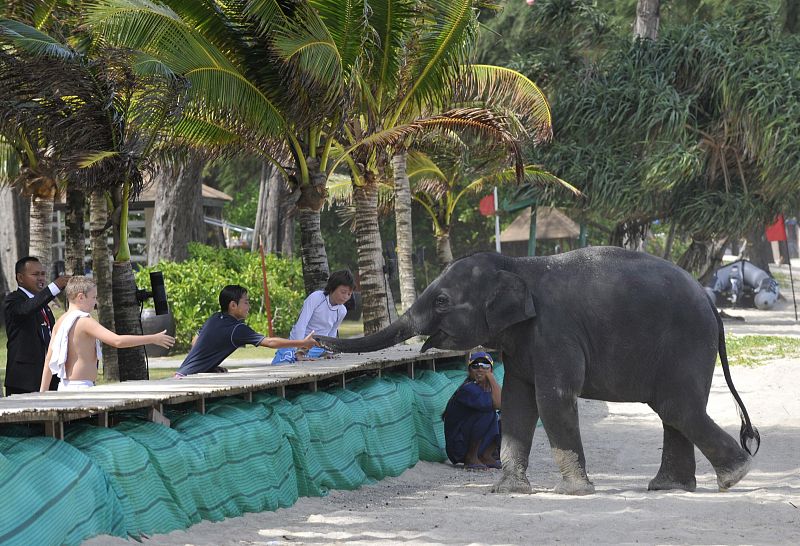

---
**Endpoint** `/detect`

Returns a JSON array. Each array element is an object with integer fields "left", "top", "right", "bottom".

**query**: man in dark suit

[{"left": 3, "top": 257, "right": 69, "bottom": 396}]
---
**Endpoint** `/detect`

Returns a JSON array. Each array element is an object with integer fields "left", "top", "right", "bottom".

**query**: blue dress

[{"left": 443, "top": 380, "right": 500, "bottom": 464}]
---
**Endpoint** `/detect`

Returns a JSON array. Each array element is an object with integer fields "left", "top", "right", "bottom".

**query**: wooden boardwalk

[{"left": 0, "top": 345, "right": 467, "bottom": 439}]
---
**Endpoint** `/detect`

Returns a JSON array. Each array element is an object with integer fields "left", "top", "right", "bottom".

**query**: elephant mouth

[{"left": 421, "top": 330, "right": 449, "bottom": 352}]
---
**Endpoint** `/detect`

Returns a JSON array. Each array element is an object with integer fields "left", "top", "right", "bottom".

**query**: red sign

[
  {"left": 479, "top": 194, "right": 496, "bottom": 216},
  {"left": 766, "top": 214, "right": 787, "bottom": 242}
]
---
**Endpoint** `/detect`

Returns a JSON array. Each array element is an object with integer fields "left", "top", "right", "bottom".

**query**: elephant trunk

[{"left": 316, "top": 314, "right": 418, "bottom": 353}]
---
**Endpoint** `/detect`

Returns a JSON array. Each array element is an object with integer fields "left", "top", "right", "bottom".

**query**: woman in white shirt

[{"left": 272, "top": 270, "right": 355, "bottom": 363}]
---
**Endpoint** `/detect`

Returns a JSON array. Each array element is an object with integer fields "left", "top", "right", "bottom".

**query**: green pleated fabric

[{"left": 0, "top": 362, "right": 505, "bottom": 545}]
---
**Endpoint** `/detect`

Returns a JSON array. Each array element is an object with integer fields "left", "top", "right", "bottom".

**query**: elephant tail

[{"left": 713, "top": 306, "right": 761, "bottom": 456}]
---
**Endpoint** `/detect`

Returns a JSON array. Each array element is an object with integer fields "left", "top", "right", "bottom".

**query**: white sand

[{"left": 85, "top": 351, "right": 800, "bottom": 545}]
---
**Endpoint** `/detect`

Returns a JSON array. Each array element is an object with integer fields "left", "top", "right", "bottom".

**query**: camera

[{"left": 135, "top": 271, "right": 170, "bottom": 315}]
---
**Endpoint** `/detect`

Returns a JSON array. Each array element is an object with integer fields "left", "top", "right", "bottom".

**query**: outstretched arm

[
  {"left": 80, "top": 317, "right": 175, "bottom": 349},
  {"left": 259, "top": 331, "right": 317, "bottom": 350}
]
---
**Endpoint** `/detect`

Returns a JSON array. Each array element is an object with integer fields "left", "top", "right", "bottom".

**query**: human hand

[
  {"left": 301, "top": 331, "right": 318, "bottom": 349},
  {"left": 54, "top": 276, "right": 71, "bottom": 290},
  {"left": 151, "top": 330, "right": 176, "bottom": 349}
]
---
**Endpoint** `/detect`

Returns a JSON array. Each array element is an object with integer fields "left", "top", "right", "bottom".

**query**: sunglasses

[{"left": 469, "top": 361, "right": 492, "bottom": 370}]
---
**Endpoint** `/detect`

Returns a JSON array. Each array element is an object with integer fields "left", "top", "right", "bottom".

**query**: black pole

[{"left": 784, "top": 239, "right": 798, "bottom": 322}]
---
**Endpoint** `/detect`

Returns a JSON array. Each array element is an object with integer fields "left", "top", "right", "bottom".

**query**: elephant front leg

[
  {"left": 537, "top": 387, "right": 595, "bottom": 496},
  {"left": 492, "top": 377, "right": 538, "bottom": 494}
]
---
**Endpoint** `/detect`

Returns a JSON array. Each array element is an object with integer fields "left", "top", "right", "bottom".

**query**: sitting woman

[
  {"left": 272, "top": 270, "right": 355, "bottom": 364},
  {"left": 443, "top": 351, "right": 502, "bottom": 470}
]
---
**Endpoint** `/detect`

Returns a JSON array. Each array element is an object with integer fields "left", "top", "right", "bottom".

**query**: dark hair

[
  {"left": 15, "top": 256, "right": 40, "bottom": 275},
  {"left": 324, "top": 269, "right": 355, "bottom": 295},
  {"left": 219, "top": 284, "right": 248, "bottom": 313}
]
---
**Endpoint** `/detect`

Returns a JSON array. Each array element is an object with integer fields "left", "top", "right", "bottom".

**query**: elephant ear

[{"left": 485, "top": 270, "right": 536, "bottom": 333}]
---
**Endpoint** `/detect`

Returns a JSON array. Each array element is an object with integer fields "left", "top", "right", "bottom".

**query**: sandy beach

[{"left": 84, "top": 319, "right": 800, "bottom": 546}]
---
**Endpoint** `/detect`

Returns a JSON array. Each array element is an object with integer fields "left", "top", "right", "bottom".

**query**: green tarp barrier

[{"left": 0, "top": 364, "right": 503, "bottom": 545}]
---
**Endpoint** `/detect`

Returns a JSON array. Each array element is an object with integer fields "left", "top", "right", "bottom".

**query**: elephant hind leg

[
  {"left": 648, "top": 423, "right": 696, "bottom": 492},
  {"left": 654, "top": 401, "right": 752, "bottom": 491}
]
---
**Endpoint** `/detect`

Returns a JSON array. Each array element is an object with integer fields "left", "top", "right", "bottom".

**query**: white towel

[{"left": 48, "top": 310, "right": 102, "bottom": 380}]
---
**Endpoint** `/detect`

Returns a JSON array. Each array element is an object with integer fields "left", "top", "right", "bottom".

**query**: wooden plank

[
  {"left": 44, "top": 421, "right": 64, "bottom": 440},
  {"left": 0, "top": 345, "right": 467, "bottom": 429}
]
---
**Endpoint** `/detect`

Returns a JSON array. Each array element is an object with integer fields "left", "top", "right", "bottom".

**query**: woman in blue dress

[{"left": 443, "top": 352, "right": 502, "bottom": 469}]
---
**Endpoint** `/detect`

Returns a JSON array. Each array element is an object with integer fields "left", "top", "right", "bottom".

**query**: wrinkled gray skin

[{"left": 316, "top": 247, "right": 760, "bottom": 495}]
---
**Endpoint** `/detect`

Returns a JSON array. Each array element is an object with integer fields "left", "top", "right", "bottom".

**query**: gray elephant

[{"left": 316, "top": 247, "right": 760, "bottom": 495}]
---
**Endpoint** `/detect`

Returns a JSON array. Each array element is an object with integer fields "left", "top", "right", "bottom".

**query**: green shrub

[{"left": 136, "top": 244, "right": 306, "bottom": 349}]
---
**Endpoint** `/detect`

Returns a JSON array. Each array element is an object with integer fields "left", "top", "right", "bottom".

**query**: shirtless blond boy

[{"left": 40, "top": 276, "right": 175, "bottom": 391}]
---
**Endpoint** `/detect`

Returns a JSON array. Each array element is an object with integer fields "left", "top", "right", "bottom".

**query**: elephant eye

[{"left": 434, "top": 294, "right": 448, "bottom": 307}]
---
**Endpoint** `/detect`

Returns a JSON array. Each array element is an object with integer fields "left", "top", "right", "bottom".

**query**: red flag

[
  {"left": 766, "top": 214, "right": 787, "bottom": 242},
  {"left": 479, "top": 194, "right": 496, "bottom": 216}
]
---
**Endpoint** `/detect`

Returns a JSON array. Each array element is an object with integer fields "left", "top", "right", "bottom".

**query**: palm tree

[
  {"left": 86, "top": 0, "right": 368, "bottom": 294},
  {"left": 406, "top": 140, "right": 578, "bottom": 266},
  {"left": 333, "top": 0, "right": 554, "bottom": 331},
  {"left": 0, "top": 20, "right": 188, "bottom": 379}
]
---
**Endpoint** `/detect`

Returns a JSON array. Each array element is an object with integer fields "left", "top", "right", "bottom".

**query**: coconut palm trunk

[
  {"left": 112, "top": 183, "right": 147, "bottom": 380},
  {"left": 353, "top": 179, "right": 392, "bottom": 333},
  {"left": 64, "top": 186, "right": 86, "bottom": 276},
  {"left": 29, "top": 195, "right": 54, "bottom": 276},
  {"left": 296, "top": 160, "right": 330, "bottom": 292},
  {"left": 435, "top": 229, "right": 454, "bottom": 268},
  {"left": 90, "top": 190, "right": 118, "bottom": 381},
  {"left": 392, "top": 151, "right": 416, "bottom": 312},
  {"left": 112, "top": 260, "right": 146, "bottom": 380},
  {"left": 148, "top": 154, "right": 205, "bottom": 265}
]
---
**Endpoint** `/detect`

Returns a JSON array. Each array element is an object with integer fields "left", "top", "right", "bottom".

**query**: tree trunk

[
  {"left": 296, "top": 208, "right": 326, "bottom": 292},
  {"left": 785, "top": 0, "right": 799, "bottom": 34},
  {"left": 744, "top": 224, "right": 774, "bottom": 274},
  {"left": 280, "top": 197, "right": 295, "bottom": 256},
  {"left": 676, "top": 236, "right": 729, "bottom": 283},
  {"left": 354, "top": 181, "right": 392, "bottom": 334},
  {"left": 435, "top": 230, "right": 454, "bottom": 268},
  {"left": 112, "top": 260, "right": 147, "bottom": 380},
  {"left": 254, "top": 163, "right": 283, "bottom": 254},
  {"left": 0, "top": 186, "right": 28, "bottom": 290},
  {"left": 392, "top": 152, "right": 416, "bottom": 313},
  {"left": 609, "top": 221, "right": 648, "bottom": 251},
  {"left": 148, "top": 154, "right": 205, "bottom": 265},
  {"left": 29, "top": 196, "right": 54, "bottom": 278},
  {"left": 65, "top": 186, "right": 86, "bottom": 276},
  {"left": 662, "top": 223, "right": 676, "bottom": 260},
  {"left": 634, "top": 0, "right": 660, "bottom": 40},
  {"left": 252, "top": 162, "right": 268, "bottom": 252},
  {"left": 90, "top": 191, "right": 118, "bottom": 381}
]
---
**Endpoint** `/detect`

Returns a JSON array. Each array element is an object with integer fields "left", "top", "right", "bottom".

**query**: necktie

[{"left": 41, "top": 308, "right": 51, "bottom": 331}]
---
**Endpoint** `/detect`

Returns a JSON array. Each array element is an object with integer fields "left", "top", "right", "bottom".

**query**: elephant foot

[
  {"left": 648, "top": 475, "right": 696, "bottom": 492},
  {"left": 716, "top": 455, "right": 752, "bottom": 492},
  {"left": 553, "top": 478, "right": 595, "bottom": 496},
  {"left": 492, "top": 471, "right": 532, "bottom": 494}
]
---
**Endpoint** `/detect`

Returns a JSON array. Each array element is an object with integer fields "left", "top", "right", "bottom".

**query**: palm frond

[
  {"left": 324, "top": 172, "right": 354, "bottom": 203},
  {"left": 354, "top": 107, "right": 525, "bottom": 181},
  {"left": 87, "top": 0, "right": 288, "bottom": 139},
  {"left": 75, "top": 150, "right": 120, "bottom": 169},
  {"left": 454, "top": 64, "right": 553, "bottom": 143},
  {"left": 365, "top": 0, "right": 417, "bottom": 103},
  {"left": 405, "top": 150, "right": 446, "bottom": 183},
  {"left": 466, "top": 164, "right": 581, "bottom": 196},
  {"left": 394, "top": 0, "right": 477, "bottom": 119},
  {"left": 0, "top": 18, "right": 76, "bottom": 58}
]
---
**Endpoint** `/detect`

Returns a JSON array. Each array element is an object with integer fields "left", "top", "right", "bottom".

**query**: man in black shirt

[{"left": 175, "top": 285, "right": 316, "bottom": 376}]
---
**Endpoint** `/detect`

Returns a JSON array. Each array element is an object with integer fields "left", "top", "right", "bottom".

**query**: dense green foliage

[{"left": 136, "top": 244, "right": 306, "bottom": 348}]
